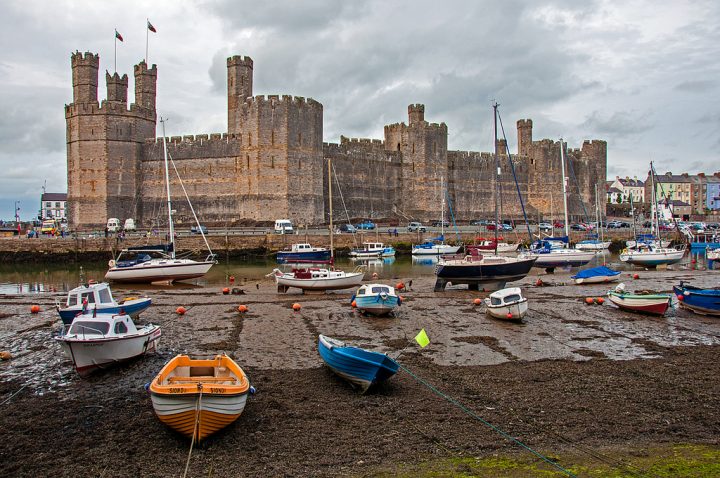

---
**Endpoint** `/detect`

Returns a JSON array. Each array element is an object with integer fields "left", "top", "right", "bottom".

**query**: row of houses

[{"left": 607, "top": 172, "right": 720, "bottom": 218}]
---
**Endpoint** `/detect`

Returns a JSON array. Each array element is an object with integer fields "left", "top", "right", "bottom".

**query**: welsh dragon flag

[{"left": 115, "top": 29, "right": 123, "bottom": 42}]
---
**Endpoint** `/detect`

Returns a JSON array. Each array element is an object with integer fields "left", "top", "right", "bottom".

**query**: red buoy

[
  {"left": 222, "top": 287, "right": 230, "bottom": 295},
  {"left": 596, "top": 297, "right": 605, "bottom": 305},
  {"left": 292, "top": 303, "right": 302, "bottom": 311},
  {"left": 30, "top": 305, "right": 40, "bottom": 314},
  {"left": 229, "top": 276, "right": 235, "bottom": 283},
  {"left": 237, "top": 304, "right": 248, "bottom": 313},
  {"left": 396, "top": 282, "right": 405, "bottom": 290},
  {"left": 536, "top": 279, "right": 543, "bottom": 287},
  {"left": 585, "top": 297, "right": 594, "bottom": 305},
  {"left": 351, "top": 300, "right": 357, "bottom": 308},
  {"left": 633, "top": 273, "right": 640, "bottom": 280},
  {"left": 176, "top": 306, "right": 187, "bottom": 315},
  {"left": 677, "top": 294, "right": 684, "bottom": 301},
  {"left": 506, "top": 312, "right": 513, "bottom": 319},
  {"left": 473, "top": 298, "right": 482, "bottom": 305}
]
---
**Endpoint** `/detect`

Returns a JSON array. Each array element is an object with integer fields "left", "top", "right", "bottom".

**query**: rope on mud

[
  {"left": 183, "top": 386, "right": 203, "bottom": 478},
  {"left": 0, "top": 384, "right": 28, "bottom": 406},
  {"left": 397, "top": 363, "right": 578, "bottom": 477}
]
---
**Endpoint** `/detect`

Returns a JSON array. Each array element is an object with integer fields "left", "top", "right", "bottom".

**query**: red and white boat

[{"left": 606, "top": 284, "right": 672, "bottom": 316}]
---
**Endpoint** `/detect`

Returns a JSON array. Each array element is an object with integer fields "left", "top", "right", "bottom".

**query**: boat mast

[
  {"left": 492, "top": 101, "right": 499, "bottom": 255},
  {"left": 560, "top": 138, "right": 570, "bottom": 240},
  {"left": 650, "top": 161, "right": 658, "bottom": 238},
  {"left": 160, "top": 118, "right": 175, "bottom": 259},
  {"left": 441, "top": 176, "right": 445, "bottom": 242},
  {"left": 328, "top": 157, "right": 334, "bottom": 262}
]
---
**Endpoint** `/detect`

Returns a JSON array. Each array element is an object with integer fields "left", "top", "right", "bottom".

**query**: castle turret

[
  {"left": 106, "top": 71, "right": 128, "bottom": 103},
  {"left": 71, "top": 51, "right": 99, "bottom": 104},
  {"left": 497, "top": 139, "right": 508, "bottom": 156},
  {"left": 227, "top": 55, "right": 254, "bottom": 134},
  {"left": 134, "top": 61, "right": 157, "bottom": 111},
  {"left": 517, "top": 119, "right": 532, "bottom": 156},
  {"left": 408, "top": 104, "right": 425, "bottom": 124}
]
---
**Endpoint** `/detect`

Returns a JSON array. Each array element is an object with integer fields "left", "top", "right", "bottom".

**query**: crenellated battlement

[
  {"left": 134, "top": 61, "right": 157, "bottom": 76},
  {"left": 71, "top": 51, "right": 99, "bottom": 67},
  {"left": 64, "top": 100, "right": 156, "bottom": 120},
  {"left": 227, "top": 55, "right": 253, "bottom": 68},
  {"left": 241, "top": 94, "right": 322, "bottom": 109}
]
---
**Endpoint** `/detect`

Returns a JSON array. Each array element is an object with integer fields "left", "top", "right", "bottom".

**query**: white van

[
  {"left": 106, "top": 218, "right": 120, "bottom": 232},
  {"left": 123, "top": 218, "right": 136, "bottom": 231},
  {"left": 274, "top": 219, "right": 294, "bottom": 234}
]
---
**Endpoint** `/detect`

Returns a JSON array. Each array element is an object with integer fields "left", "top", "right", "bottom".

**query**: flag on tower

[
  {"left": 115, "top": 30, "right": 124, "bottom": 42},
  {"left": 147, "top": 20, "right": 156, "bottom": 33}
]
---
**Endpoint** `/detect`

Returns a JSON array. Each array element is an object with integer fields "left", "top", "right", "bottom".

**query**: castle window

[
  {"left": 298, "top": 132, "right": 302, "bottom": 145},
  {"left": 433, "top": 142, "right": 437, "bottom": 154},
  {"left": 397, "top": 143, "right": 400, "bottom": 151},
  {"left": 298, "top": 158, "right": 301, "bottom": 169},
  {"left": 271, "top": 156, "right": 275, "bottom": 168},
  {"left": 246, "top": 154, "right": 250, "bottom": 169},
  {"left": 412, "top": 143, "right": 415, "bottom": 154},
  {"left": 271, "top": 131, "right": 275, "bottom": 145},
  {"left": 248, "top": 133, "right": 251, "bottom": 146}
]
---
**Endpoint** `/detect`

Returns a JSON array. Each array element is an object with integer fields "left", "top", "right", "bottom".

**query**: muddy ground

[{"left": 1, "top": 267, "right": 719, "bottom": 477}]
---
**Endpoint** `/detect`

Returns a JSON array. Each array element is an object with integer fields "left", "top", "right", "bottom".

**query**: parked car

[
  {"left": 407, "top": 222, "right": 427, "bottom": 233},
  {"left": 606, "top": 220, "right": 623, "bottom": 229},
  {"left": 356, "top": 221, "right": 376, "bottom": 230},
  {"left": 553, "top": 221, "right": 564, "bottom": 228},
  {"left": 191, "top": 225, "right": 208, "bottom": 234},
  {"left": 659, "top": 223, "right": 675, "bottom": 231},
  {"left": 487, "top": 223, "right": 513, "bottom": 231},
  {"left": 338, "top": 224, "right": 357, "bottom": 233},
  {"left": 470, "top": 219, "right": 489, "bottom": 226},
  {"left": 570, "top": 223, "right": 589, "bottom": 231},
  {"left": 538, "top": 222, "right": 552, "bottom": 231},
  {"left": 431, "top": 219, "right": 450, "bottom": 228}
]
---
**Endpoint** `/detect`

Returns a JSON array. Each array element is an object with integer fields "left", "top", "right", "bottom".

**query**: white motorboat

[
  {"left": 574, "top": 239, "right": 611, "bottom": 250},
  {"left": 56, "top": 281, "right": 151, "bottom": 326},
  {"left": 412, "top": 242, "right": 462, "bottom": 255},
  {"left": 54, "top": 312, "right": 161, "bottom": 376},
  {"left": 529, "top": 246, "right": 596, "bottom": 269},
  {"left": 349, "top": 242, "right": 395, "bottom": 258},
  {"left": 619, "top": 244, "right": 686, "bottom": 267},
  {"left": 352, "top": 283, "right": 401, "bottom": 316},
  {"left": 706, "top": 247, "right": 719, "bottom": 261},
  {"left": 105, "top": 118, "right": 216, "bottom": 284},
  {"left": 484, "top": 287, "right": 528, "bottom": 320}
]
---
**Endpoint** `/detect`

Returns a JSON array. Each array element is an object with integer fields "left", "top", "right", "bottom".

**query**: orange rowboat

[{"left": 149, "top": 355, "right": 250, "bottom": 441}]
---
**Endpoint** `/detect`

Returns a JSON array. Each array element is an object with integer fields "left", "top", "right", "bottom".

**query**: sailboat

[
  {"left": 412, "top": 177, "right": 461, "bottom": 256},
  {"left": 270, "top": 158, "right": 365, "bottom": 293},
  {"left": 572, "top": 185, "right": 619, "bottom": 284},
  {"left": 105, "top": 118, "right": 216, "bottom": 284},
  {"left": 434, "top": 102, "right": 536, "bottom": 291},
  {"left": 529, "top": 139, "right": 595, "bottom": 270},
  {"left": 620, "top": 162, "right": 685, "bottom": 267},
  {"left": 575, "top": 185, "right": 610, "bottom": 250}
]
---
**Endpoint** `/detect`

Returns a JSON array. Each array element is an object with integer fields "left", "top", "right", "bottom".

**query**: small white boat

[
  {"left": 105, "top": 247, "right": 216, "bottom": 283},
  {"left": 270, "top": 267, "right": 365, "bottom": 293},
  {"left": 707, "top": 247, "right": 720, "bottom": 261},
  {"left": 412, "top": 242, "right": 462, "bottom": 255},
  {"left": 484, "top": 287, "right": 528, "bottom": 320},
  {"left": 574, "top": 239, "right": 611, "bottom": 250},
  {"left": 466, "top": 241, "right": 520, "bottom": 253},
  {"left": 276, "top": 243, "right": 331, "bottom": 263},
  {"left": 349, "top": 242, "right": 395, "bottom": 258},
  {"left": 54, "top": 313, "right": 161, "bottom": 376},
  {"left": 56, "top": 281, "right": 151, "bottom": 326},
  {"left": 352, "top": 283, "right": 401, "bottom": 316},
  {"left": 619, "top": 244, "right": 686, "bottom": 267},
  {"left": 529, "top": 247, "right": 596, "bottom": 269}
]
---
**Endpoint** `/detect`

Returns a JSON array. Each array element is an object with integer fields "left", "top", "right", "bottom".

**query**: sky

[{"left": 1, "top": 0, "right": 719, "bottom": 220}]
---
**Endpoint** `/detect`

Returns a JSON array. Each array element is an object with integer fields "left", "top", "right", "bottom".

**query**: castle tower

[
  {"left": 227, "top": 55, "right": 254, "bottom": 135},
  {"left": 384, "top": 104, "right": 448, "bottom": 220},
  {"left": 106, "top": 71, "right": 128, "bottom": 103},
  {"left": 71, "top": 51, "right": 99, "bottom": 104},
  {"left": 517, "top": 119, "right": 532, "bottom": 156},
  {"left": 134, "top": 61, "right": 157, "bottom": 111},
  {"left": 66, "top": 53, "right": 157, "bottom": 230}
]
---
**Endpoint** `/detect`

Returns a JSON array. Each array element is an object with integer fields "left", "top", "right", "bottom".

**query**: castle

[{"left": 65, "top": 52, "right": 607, "bottom": 230}]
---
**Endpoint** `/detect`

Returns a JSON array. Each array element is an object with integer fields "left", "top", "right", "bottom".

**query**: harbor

[{"left": 1, "top": 256, "right": 719, "bottom": 476}]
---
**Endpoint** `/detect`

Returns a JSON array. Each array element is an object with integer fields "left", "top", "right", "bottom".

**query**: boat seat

[{"left": 167, "top": 376, "right": 237, "bottom": 383}]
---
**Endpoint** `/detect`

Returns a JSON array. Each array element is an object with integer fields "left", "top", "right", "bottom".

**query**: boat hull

[
  {"left": 274, "top": 271, "right": 365, "bottom": 291},
  {"left": 105, "top": 260, "right": 215, "bottom": 283},
  {"left": 619, "top": 249, "right": 685, "bottom": 267},
  {"left": 434, "top": 255, "right": 536, "bottom": 291},
  {"left": 412, "top": 244, "right": 462, "bottom": 255},
  {"left": 607, "top": 291, "right": 671, "bottom": 315},
  {"left": 58, "top": 297, "right": 152, "bottom": 325},
  {"left": 573, "top": 275, "right": 620, "bottom": 285},
  {"left": 531, "top": 249, "right": 596, "bottom": 268},
  {"left": 575, "top": 241, "right": 611, "bottom": 250},
  {"left": 354, "top": 295, "right": 400, "bottom": 316},
  {"left": 55, "top": 326, "right": 161, "bottom": 376},
  {"left": 673, "top": 285, "right": 720, "bottom": 316},
  {"left": 317, "top": 335, "right": 399, "bottom": 393},
  {"left": 485, "top": 298, "right": 528, "bottom": 320}
]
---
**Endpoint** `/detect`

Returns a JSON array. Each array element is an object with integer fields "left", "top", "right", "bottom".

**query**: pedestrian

[
  {"left": 104, "top": 226, "right": 109, "bottom": 238},
  {"left": 394, "top": 228, "right": 398, "bottom": 237},
  {"left": 388, "top": 228, "right": 392, "bottom": 237}
]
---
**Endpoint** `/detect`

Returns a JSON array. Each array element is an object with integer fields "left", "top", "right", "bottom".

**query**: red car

[{"left": 553, "top": 221, "right": 564, "bottom": 228}]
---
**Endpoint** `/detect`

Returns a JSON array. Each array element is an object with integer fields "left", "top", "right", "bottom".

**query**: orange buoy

[
  {"left": 237, "top": 304, "right": 248, "bottom": 313},
  {"left": 633, "top": 273, "right": 640, "bottom": 280},
  {"left": 506, "top": 313, "right": 513, "bottom": 319},
  {"left": 585, "top": 297, "right": 594, "bottom": 305},
  {"left": 292, "top": 303, "right": 302, "bottom": 311},
  {"left": 222, "top": 287, "right": 230, "bottom": 295},
  {"left": 0, "top": 351, "right": 11, "bottom": 360},
  {"left": 229, "top": 276, "right": 235, "bottom": 283},
  {"left": 351, "top": 300, "right": 357, "bottom": 308},
  {"left": 596, "top": 297, "right": 605, "bottom": 305},
  {"left": 30, "top": 305, "right": 40, "bottom": 314},
  {"left": 677, "top": 294, "right": 684, "bottom": 301},
  {"left": 535, "top": 278, "right": 543, "bottom": 287},
  {"left": 473, "top": 298, "right": 482, "bottom": 305},
  {"left": 396, "top": 282, "right": 405, "bottom": 290},
  {"left": 176, "top": 306, "right": 187, "bottom": 315}
]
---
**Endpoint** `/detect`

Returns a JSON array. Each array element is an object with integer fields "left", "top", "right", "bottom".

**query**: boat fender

[
  {"left": 349, "top": 294, "right": 356, "bottom": 304},
  {"left": 143, "top": 382, "right": 151, "bottom": 392},
  {"left": 108, "top": 260, "right": 116, "bottom": 267},
  {"left": 398, "top": 296, "right": 402, "bottom": 305},
  {"left": 249, "top": 386, "right": 256, "bottom": 395}
]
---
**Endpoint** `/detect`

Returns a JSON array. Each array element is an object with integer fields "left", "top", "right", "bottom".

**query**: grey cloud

[{"left": 674, "top": 80, "right": 717, "bottom": 92}]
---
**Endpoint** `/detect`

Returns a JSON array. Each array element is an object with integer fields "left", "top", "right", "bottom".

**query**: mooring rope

[
  {"left": 182, "top": 385, "right": 203, "bottom": 478},
  {"left": 397, "top": 363, "right": 578, "bottom": 477}
]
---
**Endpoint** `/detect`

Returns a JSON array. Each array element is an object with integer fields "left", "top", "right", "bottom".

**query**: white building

[
  {"left": 609, "top": 176, "right": 645, "bottom": 203},
  {"left": 40, "top": 192, "right": 67, "bottom": 221}
]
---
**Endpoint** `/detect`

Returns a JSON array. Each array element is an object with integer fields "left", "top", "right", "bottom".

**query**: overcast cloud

[{"left": 1, "top": 0, "right": 719, "bottom": 219}]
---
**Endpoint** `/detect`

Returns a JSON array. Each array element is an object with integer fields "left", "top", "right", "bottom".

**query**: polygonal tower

[
  {"left": 66, "top": 52, "right": 157, "bottom": 230},
  {"left": 227, "top": 55, "right": 254, "bottom": 135}
]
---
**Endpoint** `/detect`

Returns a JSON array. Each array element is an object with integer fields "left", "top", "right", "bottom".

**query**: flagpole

[
  {"left": 145, "top": 18, "right": 149, "bottom": 63},
  {"left": 114, "top": 30, "right": 117, "bottom": 72}
]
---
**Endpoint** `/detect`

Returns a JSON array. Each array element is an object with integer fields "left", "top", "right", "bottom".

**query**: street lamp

[{"left": 14, "top": 201, "right": 20, "bottom": 233}]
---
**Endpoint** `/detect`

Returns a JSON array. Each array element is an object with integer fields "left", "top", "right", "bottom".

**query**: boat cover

[{"left": 571, "top": 265, "right": 621, "bottom": 279}]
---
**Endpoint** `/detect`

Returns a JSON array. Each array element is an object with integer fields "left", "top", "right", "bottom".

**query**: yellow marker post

[{"left": 415, "top": 328, "right": 430, "bottom": 348}]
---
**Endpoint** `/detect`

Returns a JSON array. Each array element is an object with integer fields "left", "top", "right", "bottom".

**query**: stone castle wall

[{"left": 65, "top": 52, "right": 606, "bottom": 230}]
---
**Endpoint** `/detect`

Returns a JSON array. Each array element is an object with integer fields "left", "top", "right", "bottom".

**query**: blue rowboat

[
  {"left": 673, "top": 282, "right": 720, "bottom": 316},
  {"left": 351, "top": 283, "right": 401, "bottom": 316},
  {"left": 56, "top": 282, "right": 151, "bottom": 326},
  {"left": 571, "top": 265, "right": 621, "bottom": 284},
  {"left": 317, "top": 335, "right": 399, "bottom": 393}
]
